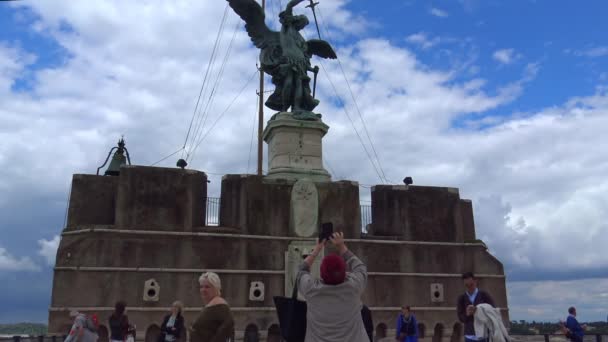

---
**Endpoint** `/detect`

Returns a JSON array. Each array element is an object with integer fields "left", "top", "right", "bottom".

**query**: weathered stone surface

[
  {"left": 55, "top": 233, "right": 503, "bottom": 275},
  {"left": 115, "top": 166, "right": 207, "bottom": 231},
  {"left": 370, "top": 185, "right": 475, "bottom": 242},
  {"left": 263, "top": 114, "right": 331, "bottom": 182},
  {"left": 66, "top": 174, "right": 118, "bottom": 229},
  {"left": 460, "top": 200, "right": 476, "bottom": 241},
  {"left": 290, "top": 179, "right": 318, "bottom": 237},
  {"left": 220, "top": 175, "right": 361, "bottom": 238}
]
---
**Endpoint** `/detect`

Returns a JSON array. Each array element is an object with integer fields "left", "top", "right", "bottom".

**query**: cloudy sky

[{"left": 1, "top": 0, "right": 608, "bottom": 324}]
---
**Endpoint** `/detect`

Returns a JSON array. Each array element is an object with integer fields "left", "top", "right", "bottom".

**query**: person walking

[
  {"left": 160, "top": 301, "right": 185, "bottom": 342},
  {"left": 190, "top": 272, "right": 235, "bottom": 342},
  {"left": 396, "top": 306, "right": 418, "bottom": 342},
  {"left": 296, "top": 232, "right": 369, "bottom": 342},
  {"left": 456, "top": 272, "right": 496, "bottom": 342}
]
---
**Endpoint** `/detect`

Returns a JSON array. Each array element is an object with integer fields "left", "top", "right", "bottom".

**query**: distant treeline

[
  {"left": 0, "top": 323, "right": 48, "bottom": 336},
  {"left": 510, "top": 321, "right": 608, "bottom": 335}
]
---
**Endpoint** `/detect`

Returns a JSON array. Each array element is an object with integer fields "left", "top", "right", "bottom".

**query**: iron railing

[
  {"left": 204, "top": 197, "right": 372, "bottom": 231},
  {"left": 361, "top": 204, "right": 372, "bottom": 233},
  {"left": 205, "top": 197, "right": 220, "bottom": 226}
]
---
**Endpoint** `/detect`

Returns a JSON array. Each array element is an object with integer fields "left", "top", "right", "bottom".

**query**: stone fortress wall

[{"left": 49, "top": 165, "right": 508, "bottom": 341}]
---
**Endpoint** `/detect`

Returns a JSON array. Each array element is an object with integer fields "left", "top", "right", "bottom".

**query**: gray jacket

[{"left": 297, "top": 250, "right": 369, "bottom": 342}]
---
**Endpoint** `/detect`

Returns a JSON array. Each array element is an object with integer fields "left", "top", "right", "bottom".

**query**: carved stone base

[{"left": 262, "top": 112, "right": 331, "bottom": 182}]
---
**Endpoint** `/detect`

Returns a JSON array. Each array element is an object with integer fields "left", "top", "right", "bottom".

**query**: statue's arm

[{"left": 284, "top": 0, "right": 305, "bottom": 14}]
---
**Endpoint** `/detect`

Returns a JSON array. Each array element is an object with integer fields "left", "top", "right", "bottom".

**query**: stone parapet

[
  {"left": 66, "top": 174, "right": 119, "bottom": 229},
  {"left": 370, "top": 185, "right": 476, "bottom": 242},
  {"left": 64, "top": 166, "right": 207, "bottom": 232},
  {"left": 219, "top": 175, "right": 360, "bottom": 237}
]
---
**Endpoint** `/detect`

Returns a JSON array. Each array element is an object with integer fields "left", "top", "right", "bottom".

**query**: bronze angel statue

[{"left": 227, "top": 0, "right": 337, "bottom": 120}]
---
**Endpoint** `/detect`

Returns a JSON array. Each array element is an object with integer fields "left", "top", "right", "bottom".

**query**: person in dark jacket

[
  {"left": 109, "top": 301, "right": 129, "bottom": 342},
  {"left": 456, "top": 272, "right": 496, "bottom": 342},
  {"left": 361, "top": 304, "right": 374, "bottom": 342},
  {"left": 160, "top": 301, "right": 185, "bottom": 342},
  {"left": 396, "top": 306, "right": 418, "bottom": 342}
]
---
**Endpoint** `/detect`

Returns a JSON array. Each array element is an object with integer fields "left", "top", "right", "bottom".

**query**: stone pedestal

[{"left": 262, "top": 113, "right": 331, "bottom": 182}]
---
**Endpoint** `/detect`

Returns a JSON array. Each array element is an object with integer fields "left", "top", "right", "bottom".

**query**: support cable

[
  {"left": 247, "top": 95, "right": 260, "bottom": 173},
  {"left": 317, "top": 6, "right": 389, "bottom": 183},
  {"left": 184, "top": 4, "right": 230, "bottom": 159},
  {"left": 319, "top": 62, "right": 384, "bottom": 183},
  {"left": 188, "top": 70, "right": 259, "bottom": 166},
  {"left": 188, "top": 19, "right": 240, "bottom": 162},
  {"left": 151, "top": 147, "right": 184, "bottom": 166}
]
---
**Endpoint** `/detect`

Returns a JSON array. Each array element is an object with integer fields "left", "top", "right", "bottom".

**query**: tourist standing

[
  {"left": 190, "top": 272, "right": 234, "bottom": 342},
  {"left": 296, "top": 232, "right": 369, "bottom": 342},
  {"left": 456, "top": 272, "right": 496, "bottom": 342},
  {"left": 160, "top": 301, "right": 185, "bottom": 342},
  {"left": 109, "top": 301, "right": 130, "bottom": 342},
  {"left": 561, "top": 306, "right": 586, "bottom": 342},
  {"left": 396, "top": 306, "right": 418, "bottom": 342}
]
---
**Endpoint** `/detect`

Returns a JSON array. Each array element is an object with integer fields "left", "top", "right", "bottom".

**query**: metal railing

[
  {"left": 204, "top": 197, "right": 373, "bottom": 231},
  {"left": 205, "top": 197, "right": 220, "bottom": 226},
  {"left": 361, "top": 204, "right": 372, "bottom": 233}
]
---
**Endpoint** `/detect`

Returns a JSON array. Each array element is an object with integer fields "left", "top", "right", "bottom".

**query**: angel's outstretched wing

[
  {"left": 226, "top": 0, "right": 279, "bottom": 49},
  {"left": 307, "top": 39, "right": 337, "bottom": 59}
]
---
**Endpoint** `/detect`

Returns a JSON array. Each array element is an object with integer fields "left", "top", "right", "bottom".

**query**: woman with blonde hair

[
  {"left": 160, "top": 301, "right": 185, "bottom": 342},
  {"left": 190, "top": 272, "right": 234, "bottom": 342}
]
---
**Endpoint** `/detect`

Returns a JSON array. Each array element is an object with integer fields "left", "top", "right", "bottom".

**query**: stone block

[
  {"left": 220, "top": 175, "right": 292, "bottom": 236},
  {"left": 115, "top": 166, "right": 207, "bottom": 231},
  {"left": 370, "top": 185, "right": 470, "bottom": 242},
  {"left": 66, "top": 174, "right": 118, "bottom": 229},
  {"left": 263, "top": 114, "right": 331, "bottom": 182}
]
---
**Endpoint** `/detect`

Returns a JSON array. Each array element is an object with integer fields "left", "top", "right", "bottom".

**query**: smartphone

[{"left": 319, "top": 222, "right": 333, "bottom": 241}]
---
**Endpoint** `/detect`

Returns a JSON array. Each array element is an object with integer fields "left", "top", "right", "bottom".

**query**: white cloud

[
  {"left": 429, "top": 7, "right": 449, "bottom": 18},
  {"left": 38, "top": 235, "right": 60, "bottom": 266},
  {"left": 0, "top": 0, "right": 608, "bottom": 321},
  {"left": 0, "top": 247, "right": 40, "bottom": 271},
  {"left": 573, "top": 46, "right": 608, "bottom": 58},
  {"left": 508, "top": 279, "right": 608, "bottom": 321},
  {"left": 405, "top": 32, "right": 441, "bottom": 50},
  {"left": 493, "top": 48, "right": 521, "bottom": 64}
]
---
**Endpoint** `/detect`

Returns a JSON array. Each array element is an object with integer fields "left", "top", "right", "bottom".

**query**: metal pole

[{"left": 257, "top": 0, "right": 266, "bottom": 176}]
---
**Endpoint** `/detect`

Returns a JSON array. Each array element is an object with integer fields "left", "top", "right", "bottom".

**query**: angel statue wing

[
  {"left": 226, "top": 0, "right": 281, "bottom": 68},
  {"left": 306, "top": 39, "right": 337, "bottom": 59}
]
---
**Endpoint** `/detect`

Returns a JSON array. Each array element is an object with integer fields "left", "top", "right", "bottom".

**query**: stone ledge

[{"left": 61, "top": 228, "right": 489, "bottom": 246}]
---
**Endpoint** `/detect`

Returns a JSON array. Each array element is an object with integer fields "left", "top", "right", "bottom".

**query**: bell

[
  {"left": 96, "top": 138, "right": 131, "bottom": 176},
  {"left": 104, "top": 150, "right": 127, "bottom": 176},
  {"left": 104, "top": 138, "right": 129, "bottom": 176}
]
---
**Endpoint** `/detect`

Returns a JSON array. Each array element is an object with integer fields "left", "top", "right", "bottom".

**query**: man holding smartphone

[{"left": 456, "top": 272, "right": 496, "bottom": 342}]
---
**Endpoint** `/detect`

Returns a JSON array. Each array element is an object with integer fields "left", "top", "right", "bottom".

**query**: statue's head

[
  {"left": 292, "top": 15, "right": 309, "bottom": 30},
  {"left": 279, "top": 11, "right": 309, "bottom": 30}
]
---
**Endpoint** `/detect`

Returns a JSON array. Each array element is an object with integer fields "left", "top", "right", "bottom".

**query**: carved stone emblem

[{"left": 291, "top": 179, "right": 318, "bottom": 237}]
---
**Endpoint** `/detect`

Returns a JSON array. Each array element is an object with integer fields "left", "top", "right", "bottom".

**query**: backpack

[{"left": 84, "top": 314, "right": 99, "bottom": 333}]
